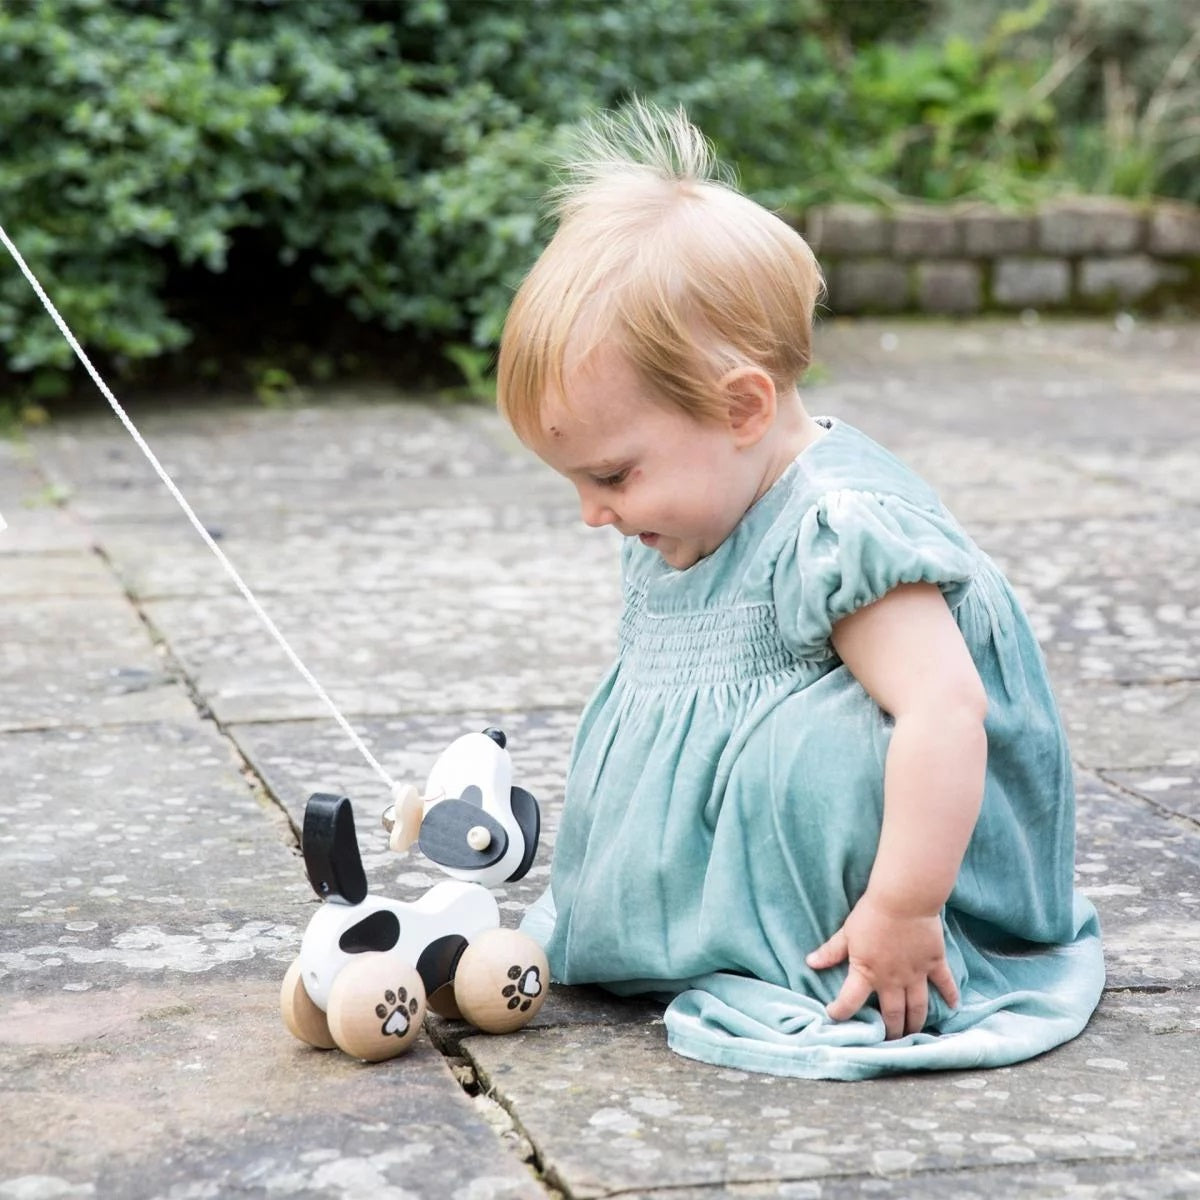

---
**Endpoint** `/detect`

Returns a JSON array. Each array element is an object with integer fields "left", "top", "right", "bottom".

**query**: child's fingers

[
  {"left": 805, "top": 926, "right": 848, "bottom": 970},
  {"left": 929, "top": 959, "right": 960, "bottom": 1010},
  {"left": 877, "top": 987, "right": 910, "bottom": 1040},
  {"left": 824, "top": 968, "right": 872, "bottom": 1022},
  {"left": 905, "top": 986, "right": 928, "bottom": 1037}
]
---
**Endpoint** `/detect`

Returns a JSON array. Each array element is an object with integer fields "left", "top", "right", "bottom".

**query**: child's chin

[{"left": 660, "top": 544, "right": 702, "bottom": 570}]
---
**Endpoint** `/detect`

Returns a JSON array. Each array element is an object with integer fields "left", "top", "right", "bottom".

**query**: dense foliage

[{"left": 0, "top": 0, "right": 1195, "bottom": 402}]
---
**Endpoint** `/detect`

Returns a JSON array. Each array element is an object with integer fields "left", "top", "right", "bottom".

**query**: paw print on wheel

[
  {"left": 503, "top": 963, "right": 543, "bottom": 1012},
  {"left": 377, "top": 985, "right": 421, "bottom": 1038}
]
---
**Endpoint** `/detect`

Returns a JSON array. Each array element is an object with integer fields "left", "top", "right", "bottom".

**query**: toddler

[{"left": 498, "top": 103, "right": 1103, "bottom": 1079}]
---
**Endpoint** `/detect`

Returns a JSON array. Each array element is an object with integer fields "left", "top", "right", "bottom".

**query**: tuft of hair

[
  {"left": 497, "top": 99, "right": 824, "bottom": 444},
  {"left": 548, "top": 100, "right": 733, "bottom": 222}
]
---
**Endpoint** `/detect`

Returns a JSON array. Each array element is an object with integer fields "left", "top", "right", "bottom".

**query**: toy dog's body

[{"left": 297, "top": 874, "right": 500, "bottom": 1010}]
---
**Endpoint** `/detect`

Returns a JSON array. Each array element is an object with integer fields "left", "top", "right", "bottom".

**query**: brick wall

[{"left": 796, "top": 198, "right": 1200, "bottom": 315}]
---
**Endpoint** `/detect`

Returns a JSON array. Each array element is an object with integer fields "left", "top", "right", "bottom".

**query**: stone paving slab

[
  {"left": 464, "top": 991, "right": 1200, "bottom": 1200},
  {"left": 1053, "top": 679, "right": 1200, "bottom": 771},
  {"left": 878, "top": 438, "right": 1172, "bottom": 525},
  {"left": 0, "top": 443, "right": 93, "bottom": 552},
  {"left": 0, "top": 438, "right": 42, "bottom": 501},
  {"left": 138, "top": 580, "right": 619, "bottom": 724},
  {"left": 603, "top": 1159, "right": 1200, "bottom": 1199},
  {"left": 0, "top": 721, "right": 307, "bottom": 996},
  {"left": 1075, "top": 772, "right": 1200, "bottom": 987},
  {"left": 971, "top": 511, "right": 1200, "bottom": 686},
  {"left": 1063, "top": 445, "right": 1200, "bottom": 506},
  {"left": 810, "top": 318, "right": 1197, "bottom": 448},
  {"left": 0, "top": 504, "right": 92, "bottom": 553},
  {"left": 0, "top": 978, "right": 541, "bottom": 1200},
  {"left": 0, "top": 550, "right": 117, "bottom": 596},
  {"left": 0, "top": 651, "right": 546, "bottom": 1198},
  {"left": 94, "top": 514, "right": 613, "bottom": 601},
  {"left": 1102, "top": 766, "right": 1200, "bottom": 824},
  {"left": 0, "top": 594, "right": 197, "bottom": 732},
  {"left": 26, "top": 400, "right": 533, "bottom": 523}
]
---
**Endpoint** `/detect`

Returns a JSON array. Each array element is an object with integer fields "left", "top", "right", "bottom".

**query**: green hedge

[{"left": 0, "top": 0, "right": 1195, "bottom": 402}]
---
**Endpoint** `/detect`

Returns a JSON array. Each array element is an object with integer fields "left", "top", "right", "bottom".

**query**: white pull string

[{"left": 0, "top": 222, "right": 400, "bottom": 797}]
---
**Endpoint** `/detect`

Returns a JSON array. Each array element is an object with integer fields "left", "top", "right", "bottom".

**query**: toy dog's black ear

[
  {"left": 303, "top": 794, "right": 368, "bottom": 905},
  {"left": 507, "top": 786, "right": 541, "bottom": 882}
]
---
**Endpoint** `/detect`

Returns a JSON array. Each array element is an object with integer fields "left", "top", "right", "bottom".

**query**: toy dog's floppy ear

[
  {"left": 507, "top": 785, "right": 540, "bottom": 882},
  {"left": 303, "top": 794, "right": 368, "bottom": 905}
]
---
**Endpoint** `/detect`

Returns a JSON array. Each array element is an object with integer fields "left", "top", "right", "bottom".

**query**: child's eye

[{"left": 594, "top": 469, "right": 629, "bottom": 488}]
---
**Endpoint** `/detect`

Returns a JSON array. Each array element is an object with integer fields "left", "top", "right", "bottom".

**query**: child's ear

[{"left": 719, "top": 366, "right": 777, "bottom": 447}]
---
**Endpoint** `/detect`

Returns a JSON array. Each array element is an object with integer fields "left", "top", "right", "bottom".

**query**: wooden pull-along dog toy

[
  {"left": 0, "top": 227, "right": 551, "bottom": 1066},
  {"left": 280, "top": 727, "right": 549, "bottom": 1062}
]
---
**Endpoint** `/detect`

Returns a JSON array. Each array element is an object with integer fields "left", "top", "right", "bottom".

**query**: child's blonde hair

[{"left": 497, "top": 100, "right": 824, "bottom": 442}]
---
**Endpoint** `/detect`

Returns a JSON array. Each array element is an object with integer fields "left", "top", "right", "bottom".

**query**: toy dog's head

[{"left": 412, "top": 727, "right": 540, "bottom": 888}]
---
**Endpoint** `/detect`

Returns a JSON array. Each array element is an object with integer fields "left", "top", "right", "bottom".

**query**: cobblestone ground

[{"left": 1, "top": 317, "right": 1197, "bottom": 1199}]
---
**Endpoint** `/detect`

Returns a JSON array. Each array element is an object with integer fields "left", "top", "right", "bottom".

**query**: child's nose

[{"left": 580, "top": 494, "right": 616, "bottom": 529}]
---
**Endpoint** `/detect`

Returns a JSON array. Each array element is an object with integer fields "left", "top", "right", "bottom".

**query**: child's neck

[{"left": 750, "top": 399, "right": 825, "bottom": 505}]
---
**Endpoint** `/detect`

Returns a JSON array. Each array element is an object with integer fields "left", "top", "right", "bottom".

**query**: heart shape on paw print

[{"left": 381, "top": 1007, "right": 411, "bottom": 1038}]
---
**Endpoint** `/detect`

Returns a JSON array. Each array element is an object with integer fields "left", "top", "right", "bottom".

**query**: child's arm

[{"left": 805, "top": 581, "right": 988, "bottom": 1040}]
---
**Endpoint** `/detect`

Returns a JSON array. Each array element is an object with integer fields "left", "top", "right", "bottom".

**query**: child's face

[{"left": 532, "top": 343, "right": 762, "bottom": 571}]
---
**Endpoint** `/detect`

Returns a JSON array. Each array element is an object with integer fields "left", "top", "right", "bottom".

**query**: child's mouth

[{"left": 638, "top": 532, "right": 659, "bottom": 546}]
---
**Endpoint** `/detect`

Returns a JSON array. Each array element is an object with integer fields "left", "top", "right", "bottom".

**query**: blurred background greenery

[{"left": 0, "top": 0, "right": 1196, "bottom": 407}]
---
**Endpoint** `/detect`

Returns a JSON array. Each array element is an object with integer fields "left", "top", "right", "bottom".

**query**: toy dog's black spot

[
  {"left": 338, "top": 909, "right": 400, "bottom": 954},
  {"left": 416, "top": 934, "right": 468, "bottom": 994}
]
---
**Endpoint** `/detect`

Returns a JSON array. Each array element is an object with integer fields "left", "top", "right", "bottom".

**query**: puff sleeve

[{"left": 775, "top": 489, "right": 977, "bottom": 661}]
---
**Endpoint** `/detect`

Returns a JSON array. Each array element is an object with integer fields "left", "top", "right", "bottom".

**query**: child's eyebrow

[{"left": 577, "top": 458, "right": 628, "bottom": 475}]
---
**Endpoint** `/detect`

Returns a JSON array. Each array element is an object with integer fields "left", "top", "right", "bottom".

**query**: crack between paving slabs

[
  {"left": 583, "top": 1150, "right": 1200, "bottom": 1200},
  {"left": 1088, "top": 768, "right": 1200, "bottom": 834},
  {"left": 1103, "top": 983, "right": 1195, "bottom": 994},
  {"left": 87, "top": 539, "right": 302, "bottom": 851},
  {"left": 1080, "top": 767, "right": 1200, "bottom": 1007},
  {"left": 429, "top": 1023, "right": 568, "bottom": 1200},
  {"left": 1108, "top": 676, "right": 1200, "bottom": 687},
  {"left": 462, "top": 1062, "right": 565, "bottom": 1197}
]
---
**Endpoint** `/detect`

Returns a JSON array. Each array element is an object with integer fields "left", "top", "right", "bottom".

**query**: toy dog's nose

[{"left": 483, "top": 727, "right": 507, "bottom": 749}]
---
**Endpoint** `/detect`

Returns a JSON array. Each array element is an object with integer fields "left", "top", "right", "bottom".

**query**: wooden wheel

[
  {"left": 280, "top": 957, "right": 336, "bottom": 1050},
  {"left": 453, "top": 929, "right": 548, "bottom": 1034},
  {"left": 326, "top": 955, "right": 426, "bottom": 1062}
]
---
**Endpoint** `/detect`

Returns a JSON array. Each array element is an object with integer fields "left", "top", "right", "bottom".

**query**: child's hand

[{"left": 806, "top": 892, "right": 960, "bottom": 1040}]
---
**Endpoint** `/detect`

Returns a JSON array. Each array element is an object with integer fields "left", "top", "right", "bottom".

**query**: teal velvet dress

[{"left": 521, "top": 418, "right": 1104, "bottom": 1079}]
